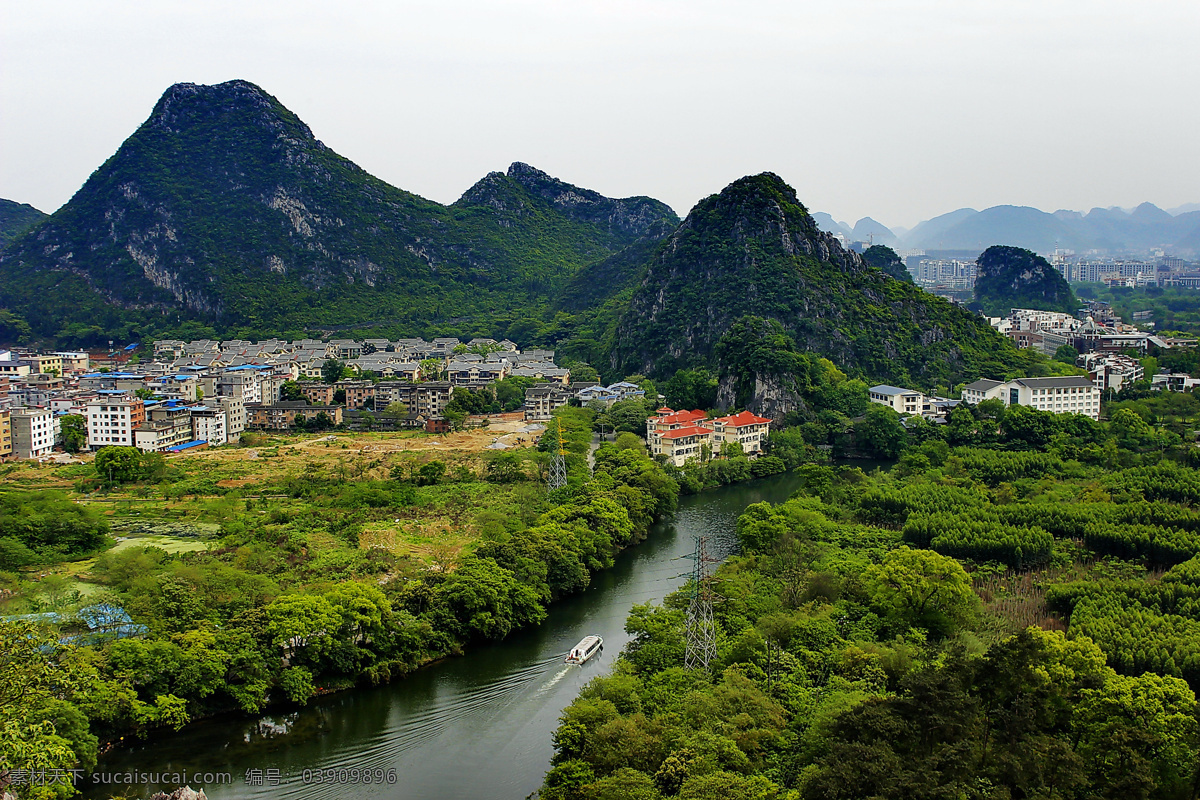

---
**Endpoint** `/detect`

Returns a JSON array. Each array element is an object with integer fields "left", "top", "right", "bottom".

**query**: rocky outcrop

[{"left": 149, "top": 787, "right": 207, "bottom": 800}]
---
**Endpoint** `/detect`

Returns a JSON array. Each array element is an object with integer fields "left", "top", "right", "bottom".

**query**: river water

[{"left": 85, "top": 471, "right": 813, "bottom": 800}]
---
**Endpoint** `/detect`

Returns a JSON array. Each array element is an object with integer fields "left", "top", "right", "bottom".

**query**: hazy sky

[{"left": 2, "top": 1, "right": 1197, "bottom": 229}]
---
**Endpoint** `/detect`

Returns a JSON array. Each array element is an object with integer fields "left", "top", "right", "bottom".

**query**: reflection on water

[{"left": 85, "top": 472, "right": 811, "bottom": 800}]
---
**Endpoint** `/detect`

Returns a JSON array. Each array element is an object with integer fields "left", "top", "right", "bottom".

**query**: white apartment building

[
  {"left": 962, "top": 376, "right": 1100, "bottom": 420},
  {"left": 86, "top": 399, "right": 144, "bottom": 449},
  {"left": 11, "top": 408, "right": 60, "bottom": 459},
  {"left": 189, "top": 405, "right": 228, "bottom": 445}
]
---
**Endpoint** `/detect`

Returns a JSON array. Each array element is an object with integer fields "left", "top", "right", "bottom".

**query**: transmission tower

[
  {"left": 547, "top": 419, "right": 568, "bottom": 491},
  {"left": 684, "top": 533, "right": 718, "bottom": 671}
]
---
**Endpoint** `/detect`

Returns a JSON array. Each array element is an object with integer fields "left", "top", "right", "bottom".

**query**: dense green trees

[{"left": 0, "top": 490, "right": 109, "bottom": 570}]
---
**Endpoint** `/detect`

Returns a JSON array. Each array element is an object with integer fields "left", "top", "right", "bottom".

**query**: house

[{"left": 868, "top": 385, "right": 928, "bottom": 415}]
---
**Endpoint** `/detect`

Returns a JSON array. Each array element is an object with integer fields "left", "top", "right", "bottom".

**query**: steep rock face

[
  {"left": 973, "top": 245, "right": 1077, "bottom": 316},
  {"left": 610, "top": 173, "right": 1016, "bottom": 387},
  {"left": 0, "top": 81, "right": 676, "bottom": 342},
  {"left": 715, "top": 372, "right": 804, "bottom": 418}
]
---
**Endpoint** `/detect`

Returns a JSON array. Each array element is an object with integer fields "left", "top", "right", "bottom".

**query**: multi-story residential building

[
  {"left": 11, "top": 408, "right": 59, "bottom": 459},
  {"left": 655, "top": 424, "right": 714, "bottom": 466},
  {"left": 645, "top": 407, "right": 772, "bottom": 464},
  {"left": 86, "top": 398, "right": 146, "bottom": 449},
  {"left": 1151, "top": 373, "right": 1200, "bottom": 392},
  {"left": 151, "top": 374, "right": 200, "bottom": 402},
  {"left": 0, "top": 351, "right": 31, "bottom": 379},
  {"left": 189, "top": 405, "right": 228, "bottom": 445},
  {"left": 337, "top": 380, "right": 376, "bottom": 409},
  {"left": 709, "top": 411, "right": 772, "bottom": 454},
  {"left": 523, "top": 385, "right": 575, "bottom": 421},
  {"left": 17, "top": 353, "right": 63, "bottom": 375},
  {"left": 0, "top": 410, "right": 11, "bottom": 458},
  {"left": 377, "top": 381, "right": 452, "bottom": 417},
  {"left": 962, "top": 376, "right": 1100, "bottom": 419},
  {"left": 1080, "top": 353, "right": 1144, "bottom": 393},
  {"left": 217, "top": 371, "right": 262, "bottom": 404},
  {"left": 154, "top": 340, "right": 187, "bottom": 360},
  {"left": 53, "top": 352, "right": 90, "bottom": 374},
  {"left": 134, "top": 405, "right": 194, "bottom": 452},
  {"left": 246, "top": 401, "right": 343, "bottom": 430},
  {"left": 868, "top": 385, "right": 928, "bottom": 415},
  {"left": 446, "top": 361, "right": 509, "bottom": 387},
  {"left": 300, "top": 384, "right": 336, "bottom": 405},
  {"left": 510, "top": 364, "right": 570, "bottom": 384},
  {"left": 216, "top": 395, "right": 246, "bottom": 441}
]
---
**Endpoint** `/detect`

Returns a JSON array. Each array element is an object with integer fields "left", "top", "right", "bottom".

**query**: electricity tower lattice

[
  {"left": 684, "top": 533, "right": 719, "bottom": 672},
  {"left": 547, "top": 419, "right": 568, "bottom": 491}
]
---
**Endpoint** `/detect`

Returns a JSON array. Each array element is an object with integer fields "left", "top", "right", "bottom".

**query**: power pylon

[
  {"left": 684, "top": 533, "right": 718, "bottom": 672},
  {"left": 547, "top": 418, "right": 568, "bottom": 491}
]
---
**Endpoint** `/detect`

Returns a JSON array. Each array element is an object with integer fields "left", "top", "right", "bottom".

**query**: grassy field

[{"left": 2, "top": 420, "right": 550, "bottom": 614}]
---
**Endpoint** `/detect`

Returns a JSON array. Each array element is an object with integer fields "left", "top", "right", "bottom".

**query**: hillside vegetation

[{"left": 0, "top": 81, "right": 677, "bottom": 346}]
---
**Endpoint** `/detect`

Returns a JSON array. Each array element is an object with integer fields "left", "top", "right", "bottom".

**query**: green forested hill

[
  {"left": 0, "top": 199, "right": 46, "bottom": 250},
  {"left": 974, "top": 245, "right": 1077, "bottom": 316},
  {"left": 605, "top": 174, "right": 1032, "bottom": 389},
  {"left": 0, "top": 80, "right": 677, "bottom": 346}
]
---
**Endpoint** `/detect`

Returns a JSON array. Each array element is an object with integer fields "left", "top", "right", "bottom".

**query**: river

[{"left": 84, "top": 471, "right": 816, "bottom": 800}]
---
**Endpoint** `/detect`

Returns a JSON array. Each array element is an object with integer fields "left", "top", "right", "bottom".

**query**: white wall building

[
  {"left": 868, "top": 385, "right": 928, "bottom": 415},
  {"left": 11, "top": 408, "right": 59, "bottom": 458},
  {"left": 963, "top": 376, "right": 1100, "bottom": 419}
]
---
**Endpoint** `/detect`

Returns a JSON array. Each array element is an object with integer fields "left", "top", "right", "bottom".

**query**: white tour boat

[{"left": 565, "top": 635, "right": 603, "bottom": 664}]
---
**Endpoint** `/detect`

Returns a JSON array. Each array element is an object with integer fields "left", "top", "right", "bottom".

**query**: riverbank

[{"left": 81, "top": 470, "right": 812, "bottom": 800}]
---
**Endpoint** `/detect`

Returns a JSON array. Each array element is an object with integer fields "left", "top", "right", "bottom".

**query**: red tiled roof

[
  {"left": 712, "top": 410, "right": 771, "bottom": 427},
  {"left": 661, "top": 424, "right": 714, "bottom": 440},
  {"left": 654, "top": 409, "right": 708, "bottom": 426}
]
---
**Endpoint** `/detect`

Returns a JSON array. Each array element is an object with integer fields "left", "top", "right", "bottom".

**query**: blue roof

[
  {"left": 165, "top": 440, "right": 208, "bottom": 452},
  {"left": 123, "top": 342, "right": 140, "bottom": 351},
  {"left": 77, "top": 604, "right": 133, "bottom": 630}
]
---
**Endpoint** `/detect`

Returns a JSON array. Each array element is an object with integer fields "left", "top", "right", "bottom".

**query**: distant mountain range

[{"left": 813, "top": 203, "right": 1200, "bottom": 256}]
